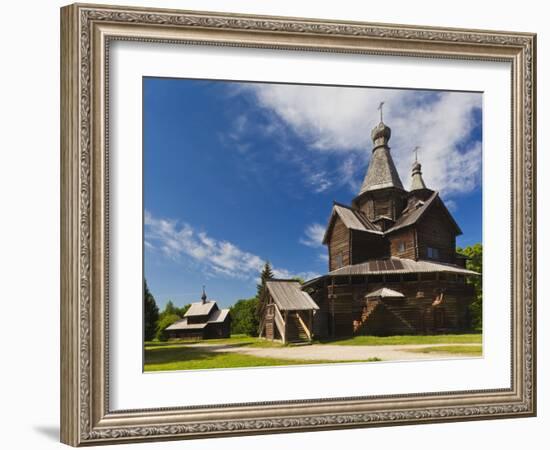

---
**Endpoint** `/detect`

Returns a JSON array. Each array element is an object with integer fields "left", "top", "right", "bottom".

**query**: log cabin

[
  {"left": 166, "top": 289, "right": 231, "bottom": 340},
  {"left": 259, "top": 115, "right": 479, "bottom": 342}
]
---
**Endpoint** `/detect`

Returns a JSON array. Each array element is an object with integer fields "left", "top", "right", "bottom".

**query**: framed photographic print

[{"left": 60, "top": 3, "right": 536, "bottom": 446}]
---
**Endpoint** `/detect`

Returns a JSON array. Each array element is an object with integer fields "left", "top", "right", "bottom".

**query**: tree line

[
  {"left": 456, "top": 243, "right": 483, "bottom": 330},
  {"left": 145, "top": 245, "right": 482, "bottom": 341},
  {"left": 144, "top": 281, "right": 192, "bottom": 341},
  {"left": 143, "top": 262, "right": 275, "bottom": 341}
]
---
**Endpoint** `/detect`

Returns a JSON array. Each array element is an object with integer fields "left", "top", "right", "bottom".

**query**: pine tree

[
  {"left": 143, "top": 280, "right": 159, "bottom": 341},
  {"left": 255, "top": 262, "right": 274, "bottom": 316},
  {"left": 256, "top": 261, "right": 274, "bottom": 298}
]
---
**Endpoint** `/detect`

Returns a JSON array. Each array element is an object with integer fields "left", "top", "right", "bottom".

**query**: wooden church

[
  {"left": 166, "top": 289, "right": 231, "bottom": 340},
  {"left": 259, "top": 112, "right": 479, "bottom": 342}
]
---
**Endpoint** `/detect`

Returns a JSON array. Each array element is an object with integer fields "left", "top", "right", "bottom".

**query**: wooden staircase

[
  {"left": 355, "top": 300, "right": 423, "bottom": 335},
  {"left": 353, "top": 300, "right": 380, "bottom": 334},
  {"left": 286, "top": 312, "right": 310, "bottom": 344}
]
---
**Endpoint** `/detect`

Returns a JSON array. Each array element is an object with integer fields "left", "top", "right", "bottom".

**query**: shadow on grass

[
  {"left": 145, "top": 346, "right": 223, "bottom": 365},
  {"left": 144, "top": 344, "right": 381, "bottom": 371},
  {"left": 316, "top": 333, "right": 483, "bottom": 346},
  {"left": 145, "top": 337, "right": 284, "bottom": 349}
]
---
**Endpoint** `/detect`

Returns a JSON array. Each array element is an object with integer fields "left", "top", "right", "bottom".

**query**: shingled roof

[
  {"left": 386, "top": 192, "right": 462, "bottom": 235},
  {"left": 359, "top": 147, "right": 404, "bottom": 194},
  {"left": 266, "top": 280, "right": 319, "bottom": 311},
  {"left": 322, "top": 203, "right": 382, "bottom": 244},
  {"left": 208, "top": 309, "right": 230, "bottom": 323},
  {"left": 365, "top": 287, "right": 405, "bottom": 299},
  {"left": 165, "top": 318, "right": 208, "bottom": 331},
  {"left": 184, "top": 301, "right": 217, "bottom": 317},
  {"left": 326, "top": 257, "right": 479, "bottom": 277},
  {"left": 166, "top": 308, "right": 230, "bottom": 331},
  {"left": 358, "top": 121, "right": 404, "bottom": 195}
]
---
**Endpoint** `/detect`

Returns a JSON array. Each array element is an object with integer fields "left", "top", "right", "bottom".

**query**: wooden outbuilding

[{"left": 258, "top": 280, "right": 319, "bottom": 344}]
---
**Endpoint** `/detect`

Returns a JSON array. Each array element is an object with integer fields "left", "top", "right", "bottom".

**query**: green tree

[
  {"left": 457, "top": 243, "right": 483, "bottom": 329},
  {"left": 176, "top": 303, "right": 191, "bottom": 317},
  {"left": 155, "top": 313, "right": 181, "bottom": 341},
  {"left": 256, "top": 261, "right": 274, "bottom": 299},
  {"left": 143, "top": 280, "right": 159, "bottom": 341},
  {"left": 255, "top": 261, "right": 274, "bottom": 318},
  {"left": 230, "top": 297, "right": 260, "bottom": 336},
  {"left": 162, "top": 300, "right": 178, "bottom": 317},
  {"left": 155, "top": 301, "right": 192, "bottom": 341},
  {"left": 159, "top": 300, "right": 191, "bottom": 320}
]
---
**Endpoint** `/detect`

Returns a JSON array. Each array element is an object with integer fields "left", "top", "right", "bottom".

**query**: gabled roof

[
  {"left": 184, "top": 301, "right": 217, "bottom": 317},
  {"left": 266, "top": 280, "right": 319, "bottom": 311},
  {"left": 208, "top": 308, "right": 230, "bottom": 323},
  {"left": 358, "top": 146, "right": 404, "bottom": 194},
  {"left": 386, "top": 192, "right": 462, "bottom": 235},
  {"left": 166, "top": 308, "right": 230, "bottom": 331},
  {"left": 325, "top": 257, "right": 479, "bottom": 277},
  {"left": 365, "top": 287, "right": 405, "bottom": 299},
  {"left": 322, "top": 203, "right": 382, "bottom": 244},
  {"left": 165, "top": 317, "right": 207, "bottom": 331}
]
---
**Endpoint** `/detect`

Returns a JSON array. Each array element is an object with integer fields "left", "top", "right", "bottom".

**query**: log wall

[
  {"left": 312, "top": 278, "right": 475, "bottom": 337},
  {"left": 388, "top": 228, "right": 417, "bottom": 260},
  {"left": 416, "top": 204, "right": 457, "bottom": 263},
  {"left": 328, "top": 216, "right": 351, "bottom": 271}
]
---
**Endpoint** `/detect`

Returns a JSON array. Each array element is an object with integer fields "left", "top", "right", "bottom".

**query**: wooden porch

[{"left": 258, "top": 279, "right": 319, "bottom": 344}]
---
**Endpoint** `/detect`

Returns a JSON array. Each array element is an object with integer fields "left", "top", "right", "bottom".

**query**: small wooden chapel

[{"left": 166, "top": 288, "right": 231, "bottom": 340}]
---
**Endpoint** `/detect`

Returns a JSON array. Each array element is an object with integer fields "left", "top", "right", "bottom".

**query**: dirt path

[{"left": 190, "top": 342, "right": 481, "bottom": 362}]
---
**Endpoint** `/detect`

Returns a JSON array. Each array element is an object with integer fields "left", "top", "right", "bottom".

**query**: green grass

[
  {"left": 144, "top": 334, "right": 284, "bottom": 350},
  {"left": 142, "top": 333, "right": 481, "bottom": 371},
  {"left": 318, "top": 333, "right": 482, "bottom": 346},
  {"left": 144, "top": 345, "right": 381, "bottom": 371},
  {"left": 406, "top": 345, "right": 483, "bottom": 356}
]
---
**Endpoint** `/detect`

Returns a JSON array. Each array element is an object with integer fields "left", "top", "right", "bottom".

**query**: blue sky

[{"left": 143, "top": 78, "right": 482, "bottom": 309}]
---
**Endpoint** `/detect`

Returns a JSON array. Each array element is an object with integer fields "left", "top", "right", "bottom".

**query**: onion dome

[
  {"left": 410, "top": 160, "right": 427, "bottom": 191},
  {"left": 370, "top": 121, "right": 392, "bottom": 149}
]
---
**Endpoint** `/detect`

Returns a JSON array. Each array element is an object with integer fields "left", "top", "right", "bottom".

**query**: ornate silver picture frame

[{"left": 60, "top": 3, "right": 536, "bottom": 446}]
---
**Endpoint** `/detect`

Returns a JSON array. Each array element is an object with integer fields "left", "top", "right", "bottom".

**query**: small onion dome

[
  {"left": 410, "top": 160, "right": 428, "bottom": 191},
  {"left": 371, "top": 121, "right": 391, "bottom": 149}
]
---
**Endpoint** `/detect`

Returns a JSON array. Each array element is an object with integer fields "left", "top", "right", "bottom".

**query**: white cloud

[
  {"left": 272, "top": 267, "right": 321, "bottom": 282},
  {"left": 442, "top": 198, "right": 458, "bottom": 213},
  {"left": 145, "top": 210, "right": 319, "bottom": 281},
  {"left": 306, "top": 171, "right": 332, "bottom": 193},
  {"left": 241, "top": 84, "right": 482, "bottom": 197},
  {"left": 299, "top": 223, "right": 326, "bottom": 248}
]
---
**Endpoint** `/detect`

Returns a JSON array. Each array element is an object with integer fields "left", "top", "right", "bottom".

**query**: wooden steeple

[{"left": 352, "top": 107, "right": 406, "bottom": 226}]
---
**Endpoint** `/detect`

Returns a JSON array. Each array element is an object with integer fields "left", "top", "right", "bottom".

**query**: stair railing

[
  {"left": 273, "top": 305, "right": 286, "bottom": 343},
  {"left": 295, "top": 312, "right": 312, "bottom": 341}
]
